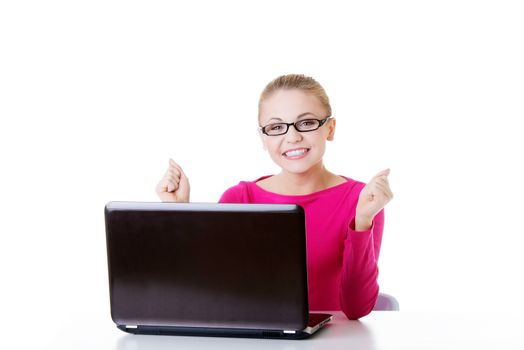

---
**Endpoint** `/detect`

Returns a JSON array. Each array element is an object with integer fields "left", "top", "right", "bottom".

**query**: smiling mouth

[{"left": 282, "top": 148, "right": 310, "bottom": 157}]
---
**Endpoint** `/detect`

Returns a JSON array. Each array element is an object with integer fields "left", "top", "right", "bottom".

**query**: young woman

[{"left": 155, "top": 74, "right": 394, "bottom": 320}]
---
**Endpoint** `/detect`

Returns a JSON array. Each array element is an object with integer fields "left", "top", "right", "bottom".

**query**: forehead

[{"left": 259, "top": 89, "right": 326, "bottom": 124}]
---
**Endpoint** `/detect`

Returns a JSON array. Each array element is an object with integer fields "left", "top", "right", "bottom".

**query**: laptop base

[{"left": 118, "top": 313, "right": 333, "bottom": 340}]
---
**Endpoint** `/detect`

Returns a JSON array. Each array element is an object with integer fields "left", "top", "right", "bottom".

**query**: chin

[
  {"left": 279, "top": 162, "right": 317, "bottom": 175},
  {"left": 270, "top": 152, "right": 323, "bottom": 175}
]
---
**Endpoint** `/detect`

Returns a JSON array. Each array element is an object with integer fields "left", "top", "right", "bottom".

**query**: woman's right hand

[{"left": 155, "top": 158, "right": 190, "bottom": 202}]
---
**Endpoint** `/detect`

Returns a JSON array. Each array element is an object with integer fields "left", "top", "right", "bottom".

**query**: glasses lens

[
  {"left": 296, "top": 119, "right": 320, "bottom": 131},
  {"left": 264, "top": 123, "right": 287, "bottom": 135}
]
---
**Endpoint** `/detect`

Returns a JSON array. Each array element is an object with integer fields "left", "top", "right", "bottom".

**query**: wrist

[{"left": 355, "top": 215, "right": 373, "bottom": 231}]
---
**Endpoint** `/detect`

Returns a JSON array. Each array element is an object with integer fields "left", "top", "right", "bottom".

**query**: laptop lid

[{"left": 105, "top": 202, "right": 315, "bottom": 334}]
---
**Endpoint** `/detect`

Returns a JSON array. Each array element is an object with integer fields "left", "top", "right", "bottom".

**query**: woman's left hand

[{"left": 356, "top": 168, "right": 394, "bottom": 223}]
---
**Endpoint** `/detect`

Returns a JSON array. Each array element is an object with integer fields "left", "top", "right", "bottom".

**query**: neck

[{"left": 275, "top": 162, "right": 333, "bottom": 195}]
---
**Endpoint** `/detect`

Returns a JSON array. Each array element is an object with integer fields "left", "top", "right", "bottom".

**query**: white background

[{"left": 1, "top": 0, "right": 523, "bottom": 348}]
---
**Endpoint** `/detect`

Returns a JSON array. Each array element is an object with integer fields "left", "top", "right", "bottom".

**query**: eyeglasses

[{"left": 260, "top": 116, "right": 332, "bottom": 136}]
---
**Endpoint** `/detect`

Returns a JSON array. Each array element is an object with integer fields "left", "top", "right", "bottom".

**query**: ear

[{"left": 327, "top": 118, "right": 336, "bottom": 141}]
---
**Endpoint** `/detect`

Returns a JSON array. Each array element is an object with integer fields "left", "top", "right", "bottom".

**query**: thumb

[{"left": 371, "top": 168, "right": 390, "bottom": 181}]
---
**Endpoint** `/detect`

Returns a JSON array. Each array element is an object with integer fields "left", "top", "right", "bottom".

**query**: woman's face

[{"left": 259, "top": 89, "right": 336, "bottom": 175}]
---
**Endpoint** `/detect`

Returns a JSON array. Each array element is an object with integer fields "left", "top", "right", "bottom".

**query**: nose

[{"left": 284, "top": 124, "right": 303, "bottom": 143}]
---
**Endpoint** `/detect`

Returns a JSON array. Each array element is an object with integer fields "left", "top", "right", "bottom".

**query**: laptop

[{"left": 104, "top": 201, "right": 333, "bottom": 339}]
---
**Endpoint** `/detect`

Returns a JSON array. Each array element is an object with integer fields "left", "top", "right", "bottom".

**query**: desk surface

[{"left": 47, "top": 311, "right": 524, "bottom": 350}]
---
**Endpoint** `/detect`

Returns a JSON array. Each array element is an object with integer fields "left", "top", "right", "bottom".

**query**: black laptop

[{"left": 104, "top": 201, "right": 333, "bottom": 339}]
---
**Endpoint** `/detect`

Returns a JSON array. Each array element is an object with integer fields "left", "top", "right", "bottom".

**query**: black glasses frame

[{"left": 259, "top": 116, "right": 332, "bottom": 136}]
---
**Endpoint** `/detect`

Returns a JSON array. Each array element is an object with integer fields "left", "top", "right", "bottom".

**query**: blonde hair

[{"left": 258, "top": 74, "right": 332, "bottom": 123}]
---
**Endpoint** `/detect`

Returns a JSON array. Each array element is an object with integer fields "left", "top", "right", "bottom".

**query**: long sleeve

[{"left": 339, "top": 208, "right": 384, "bottom": 320}]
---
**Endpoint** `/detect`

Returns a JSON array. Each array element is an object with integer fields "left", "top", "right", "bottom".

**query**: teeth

[{"left": 285, "top": 149, "right": 307, "bottom": 157}]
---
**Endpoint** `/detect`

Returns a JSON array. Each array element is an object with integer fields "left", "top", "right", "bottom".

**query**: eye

[
  {"left": 298, "top": 119, "right": 317, "bottom": 128},
  {"left": 270, "top": 124, "right": 283, "bottom": 131}
]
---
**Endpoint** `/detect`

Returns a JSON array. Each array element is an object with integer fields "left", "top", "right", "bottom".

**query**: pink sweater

[{"left": 219, "top": 175, "right": 384, "bottom": 320}]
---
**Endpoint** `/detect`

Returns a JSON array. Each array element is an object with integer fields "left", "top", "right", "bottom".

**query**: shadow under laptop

[{"left": 114, "top": 317, "right": 376, "bottom": 350}]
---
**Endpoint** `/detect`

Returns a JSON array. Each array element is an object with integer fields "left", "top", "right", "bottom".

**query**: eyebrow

[{"left": 267, "top": 112, "right": 317, "bottom": 123}]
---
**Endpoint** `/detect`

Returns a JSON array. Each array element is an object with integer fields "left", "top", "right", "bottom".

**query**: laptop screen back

[{"left": 105, "top": 202, "right": 309, "bottom": 330}]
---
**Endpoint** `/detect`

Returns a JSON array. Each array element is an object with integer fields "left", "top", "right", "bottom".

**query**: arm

[
  {"left": 339, "top": 208, "right": 384, "bottom": 320},
  {"left": 339, "top": 168, "right": 392, "bottom": 319}
]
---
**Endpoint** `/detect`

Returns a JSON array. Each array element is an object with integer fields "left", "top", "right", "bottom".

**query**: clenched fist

[
  {"left": 155, "top": 158, "right": 190, "bottom": 202},
  {"left": 355, "top": 168, "right": 394, "bottom": 229}
]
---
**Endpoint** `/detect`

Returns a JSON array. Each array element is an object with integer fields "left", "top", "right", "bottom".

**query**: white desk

[{"left": 47, "top": 311, "right": 524, "bottom": 350}]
